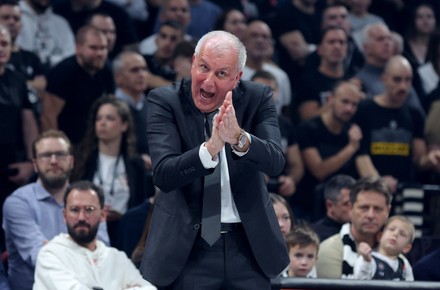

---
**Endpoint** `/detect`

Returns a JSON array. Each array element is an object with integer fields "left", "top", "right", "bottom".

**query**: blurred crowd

[{"left": 2, "top": 0, "right": 440, "bottom": 288}]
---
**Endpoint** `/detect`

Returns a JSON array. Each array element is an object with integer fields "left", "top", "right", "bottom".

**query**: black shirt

[
  {"left": 294, "top": 116, "right": 359, "bottom": 215},
  {"left": 296, "top": 69, "right": 344, "bottom": 108},
  {"left": 46, "top": 56, "right": 114, "bottom": 144},
  {"left": 9, "top": 49, "right": 47, "bottom": 80},
  {"left": 354, "top": 99, "right": 424, "bottom": 182},
  {"left": 0, "top": 68, "right": 31, "bottom": 167}
]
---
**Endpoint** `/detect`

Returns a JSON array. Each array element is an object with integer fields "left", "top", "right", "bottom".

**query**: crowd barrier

[{"left": 271, "top": 277, "right": 440, "bottom": 289}]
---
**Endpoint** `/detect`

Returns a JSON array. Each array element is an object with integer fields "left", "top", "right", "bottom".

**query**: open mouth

[{"left": 201, "top": 88, "right": 215, "bottom": 100}]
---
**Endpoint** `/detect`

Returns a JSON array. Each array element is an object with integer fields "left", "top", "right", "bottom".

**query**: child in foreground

[
  {"left": 284, "top": 224, "right": 320, "bottom": 278},
  {"left": 353, "top": 215, "right": 415, "bottom": 281}
]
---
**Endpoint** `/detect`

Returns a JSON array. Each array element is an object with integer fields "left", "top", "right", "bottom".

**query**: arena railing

[{"left": 271, "top": 277, "right": 440, "bottom": 289}]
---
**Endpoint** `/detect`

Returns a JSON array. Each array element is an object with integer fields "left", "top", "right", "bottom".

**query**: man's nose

[
  {"left": 49, "top": 154, "right": 58, "bottom": 162},
  {"left": 77, "top": 210, "right": 87, "bottom": 220},
  {"left": 366, "top": 208, "right": 375, "bottom": 218},
  {"left": 204, "top": 72, "right": 215, "bottom": 86}
]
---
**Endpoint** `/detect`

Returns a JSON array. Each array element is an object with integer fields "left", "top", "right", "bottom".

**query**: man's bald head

[
  {"left": 384, "top": 55, "right": 412, "bottom": 76},
  {"left": 381, "top": 55, "right": 413, "bottom": 107}
]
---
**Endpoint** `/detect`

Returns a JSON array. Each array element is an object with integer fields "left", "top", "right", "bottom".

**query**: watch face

[{"left": 238, "top": 133, "right": 246, "bottom": 148}]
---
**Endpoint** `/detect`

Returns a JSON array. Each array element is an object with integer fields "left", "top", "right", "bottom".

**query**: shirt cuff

[
  {"left": 232, "top": 132, "right": 252, "bottom": 156},
  {"left": 199, "top": 143, "right": 219, "bottom": 169}
]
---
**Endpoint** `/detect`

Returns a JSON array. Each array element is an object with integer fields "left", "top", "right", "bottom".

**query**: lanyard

[{"left": 97, "top": 154, "right": 121, "bottom": 196}]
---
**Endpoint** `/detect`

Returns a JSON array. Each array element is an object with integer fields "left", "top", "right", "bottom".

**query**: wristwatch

[{"left": 233, "top": 129, "right": 247, "bottom": 151}]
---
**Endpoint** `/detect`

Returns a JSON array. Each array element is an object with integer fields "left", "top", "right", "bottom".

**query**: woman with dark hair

[
  {"left": 404, "top": 2, "right": 437, "bottom": 66},
  {"left": 403, "top": 2, "right": 437, "bottom": 99},
  {"left": 213, "top": 7, "right": 247, "bottom": 41},
  {"left": 72, "top": 96, "right": 149, "bottom": 248}
]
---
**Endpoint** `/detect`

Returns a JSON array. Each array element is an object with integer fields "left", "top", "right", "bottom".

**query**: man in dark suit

[{"left": 141, "top": 30, "right": 289, "bottom": 289}]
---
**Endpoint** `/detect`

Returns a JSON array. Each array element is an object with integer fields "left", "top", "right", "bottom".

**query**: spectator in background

[
  {"left": 391, "top": 30, "right": 404, "bottom": 55},
  {"left": 0, "top": 24, "right": 38, "bottom": 227},
  {"left": 113, "top": 51, "right": 152, "bottom": 170},
  {"left": 172, "top": 39, "right": 195, "bottom": 81},
  {"left": 296, "top": 26, "right": 349, "bottom": 121},
  {"left": 316, "top": 177, "right": 391, "bottom": 279},
  {"left": 296, "top": 81, "right": 362, "bottom": 220},
  {"left": 86, "top": 13, "right": 117, "bottom": 61},
  {"left": 139, "top": 0, "right": 191, "bottom": 55},
  {"left": 271, "top": 0, "right": 320, "bottom": 95},
  {"left": 112, "top": 50, "right": 156, "bottom": 205},
  {"left": 143, "top": 20, "right": 184, "bottom": 89},
  {"left": 41, "top": 26, "right": 114, "bottom": 145},
  {"left": 72, "top": 97, "right": 150, "bottom": 248},
  {"left": 210, "top": 0, "right": 258, "bottom": 19},
  {"left": 355, "top": 55, "right": 440, "bottom": 192},
  {"left": 213, "top": 8, "right": 247, "bottom": 42},
  {"left": 273, "top": 0, "right": 320, "bottom": 62},
  {"left": 17, "top": 0, "right": 75, "bottom": 68},
  {"left": 284, "top": 224, "right": 320, "bottom": 278},
  {"left": 403, "top": 3, "right": 436, "bottom": 68},
  {"left": 186, "top": 0, "right": 222, "bottom": 40},
  {"left": 33, "top": 181, "right": 157, "bottom": 290},
  {"left": 53, "top": 0, "right": 138, "bottom": 57},
  {"left": 105, "top": 0, "right": 149, "bottom": 33},
  {"left": 424, "top": 33, "right": 440, "bottom": 172},
  {"left": 2, "top": 130, "right": 109, "bottom": 290},
  {"left": 354, "top": 215, "right": 415, "bottom": 281},
  {"left": 252, "top": 70, "right": 303, "bottom": 198},
  {"left": 417, "top": 30, "right": 440, "bottom": 112},
  {"left": 304, "top": 3, "right": 364, "bottom": 79},
  {"left": 270, "top": 193, "right": 294, "bottom": 240},
  {"left": 311, "top": 174, "right": 355, "bottom": 241},
  {"left": 242, "top": 20, "right": 292, "bottom": 115},
  {"left": 349, "top": 0, "right": 385, "bottom": 31},
  {"left": 0, "top": 0, "right": 46, "bottom": 91},
  {"left": 347, "top": 0, "right": 384, "bottom": 50},
  {"left": 0, "top": 0, "right": 47, "bottom": 122},
  {"left": 403, "top": 3, "right": 437, "bottom": 100},
  {"left": 355, "top": 23, "right": 425, "bottom": 115}
]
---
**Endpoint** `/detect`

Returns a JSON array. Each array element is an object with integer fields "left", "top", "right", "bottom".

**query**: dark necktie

[{"left": 201, "top": 111, "right": 221, "bottom": 246}]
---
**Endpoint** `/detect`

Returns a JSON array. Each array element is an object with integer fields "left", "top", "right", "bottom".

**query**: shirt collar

[
  {"left": 115, "top": 87, "right": 146, "bottom": 110},
  {"left": 35, "top": 180, "right": 64, "bottom": 206}
]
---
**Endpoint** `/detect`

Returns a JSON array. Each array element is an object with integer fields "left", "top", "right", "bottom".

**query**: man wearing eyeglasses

[
  {"left": 33, "top": 180, "right": 157, "bottom": 290},
  {"left": 2, "top": 130, "right": 109, "bottom": 290}
]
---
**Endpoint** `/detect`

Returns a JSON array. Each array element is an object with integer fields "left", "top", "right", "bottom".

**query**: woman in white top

[{"left": 72, "top": 96, "right": 150, "bottom": 248}]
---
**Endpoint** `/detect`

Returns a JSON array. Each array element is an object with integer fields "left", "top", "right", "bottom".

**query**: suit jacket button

[{"left": 193, "top": 224, "right": 200, "bottom": 230}]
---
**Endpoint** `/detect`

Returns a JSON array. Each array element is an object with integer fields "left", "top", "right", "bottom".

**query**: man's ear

[
  {"left": 100, "top": 207, "right": 108, "bottom": 223},
  {"left": 232, "top": 71, "right": 243, "bottom": 89},
  {"left": 32, "top": 159, "right": 38, "bottom": 173},
  {"left": 63, "top": 208, "right": 67, "bottom": 223},
  {"left": 325, "top": 200, "right": 334, "bottom": 213}
]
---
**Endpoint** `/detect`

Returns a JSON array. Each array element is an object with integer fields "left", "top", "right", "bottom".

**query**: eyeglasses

[
  {"left": 37, "top": 151, "right": 70, "bottom": 162},
  {"left": 67, "top": 206, "right": 98, "bottom": 217}
]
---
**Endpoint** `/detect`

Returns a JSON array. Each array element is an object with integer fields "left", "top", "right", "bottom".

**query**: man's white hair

[{"left": 194, "top": 30, "right": 247, "bottom": 72}]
